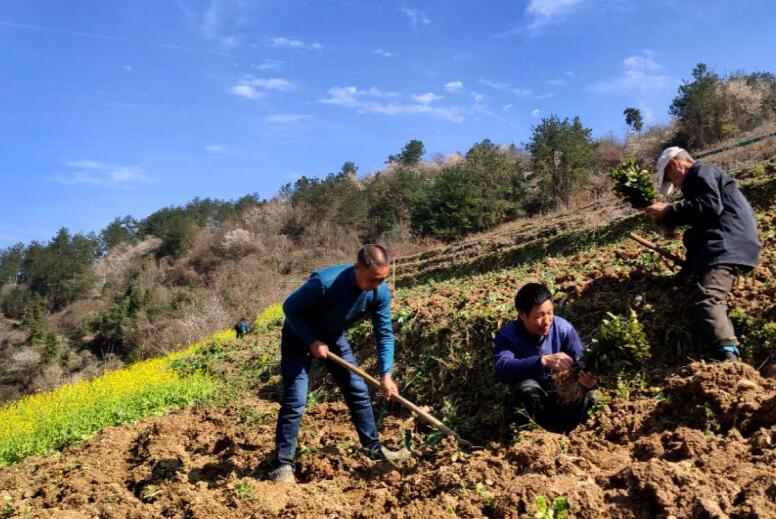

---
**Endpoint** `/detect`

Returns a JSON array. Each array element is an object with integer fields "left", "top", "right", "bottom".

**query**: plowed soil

[{"left": 1, "top": 362, "right": 775, "bottom": 518}]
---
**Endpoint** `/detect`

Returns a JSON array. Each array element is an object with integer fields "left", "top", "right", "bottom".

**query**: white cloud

[
  {"left": 268, "top": 36, "right": 322, "bottom": 51},
  {"left": 401, "top": 7, "right": 431, "bottom": 28},
  {"left": 477, "top": 78, "right": 509, "bottom": 90},
  {"left": 472, "top": 93, "right": 485, "bottom": 104},
  {"left": 412, "top": 92, "right": 443, "bottom": 104},
  {"left": 444, "top": 81, "right": 464, "bottom": 92},
  {"left": 53, "top": 160, "right": 152, "bottom": 186},
  {"left": 176, "top": 0, "right": 247, "bottom": 48},
  {"left": 229, "top": 77, "right": 297, "bottom": 99},
  {"left": 512, "top": 87, "right": 533, "bottom": 97},
  {"left": 502, "top": 103, "right": 513, "bottom": 112},
  {"left": 264, "top": 113, "right": 312, "bottom": 124},
  {"left": 534, "top": 92, "right": 555, "bottom": 99},
  {"left": 375, "top": 48, "right": 395, "bottom": 58},
  {"left": 547, "top": 79, "right": 565, "bottom": 86},
  {"left": 124, "top": 65, "right": 132, "bottom": 72},
  {"left": 205, "top": 144, "right": 224, "bottom": 153},
  {"left": 589, "top": 51, "right": 673, "bottom": 96},
  {"left": 320, "top": 86, "right": 463, "bottom": 122},
  {"left": 526, "top": 0, "right": 586, "bottom": 29},
  {"left": 256, "top": 59, "right": 284, "bottom": 70},
  {"left": 531, "top": 108, "right": 541, "bottom": 118}
]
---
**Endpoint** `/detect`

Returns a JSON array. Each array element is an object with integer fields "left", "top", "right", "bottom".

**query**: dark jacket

[
  {"left": 492, "top": 316, "right": 585, "bottom": 387},
  {"left": 662, "top": 162, "right": 761, "bottom": 274},
  {"left": 282, "top": 263, "right": 395, "bottom": 375}
]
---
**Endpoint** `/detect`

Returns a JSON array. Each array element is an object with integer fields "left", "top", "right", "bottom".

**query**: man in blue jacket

[
  {"left": 494, "top": 283, "right": 597, "bottom": 435},
  {"left": 271, "top": 244, "right": 408, "bottom": 483},
  {"left": 646, "top": 147, "right": 761, "bottom": 362}
]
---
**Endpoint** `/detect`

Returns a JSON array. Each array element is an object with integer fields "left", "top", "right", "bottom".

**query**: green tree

[
  {"left": 411, "top": 140, "right": 526, "bottom": 241},
  {"left": 527, "top": 115, "right": 599, "bottom": 210},
  {"left": 42, "top": 332, "right": 60, "bottom": 363},
  {"left": 670, "top": 63, "right": 724, "bottom": 150},
  {"left": 623, "top": 107, "right": 644, "bottom": 133},
  {"left": 0, "top": 243, "right": 25, "bottom": 288},
  {"left": 22, "top": 228, "right": 100, "bottom": 310},
  {"left": 91, "top": 272, "right": 149, "bottom": 358},
  {"left": 1, "top": 285, "right": 29, "bottom": 319},
  {"left": 138, "top": 208, "right": 196, "bottom": 258},
  {"left": 388, "top": 139, "right": 425, "bottom": 166},
  {"left": 100, "top": 216, "right": 138, "bottom": 252},
  {"left": 22, "top": 293, "right": 45, "bottom": 344}
]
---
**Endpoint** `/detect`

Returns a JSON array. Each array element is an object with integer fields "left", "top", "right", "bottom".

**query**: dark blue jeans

[{"left": 275, "top": 329, "right": 380, "bottom": 468}]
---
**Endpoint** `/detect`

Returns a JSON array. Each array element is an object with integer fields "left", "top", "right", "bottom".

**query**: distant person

[
  {"left": 645, "top": 147, "right": 761, "bottom": 362},
  {"left": 493, "top": 283, "right": 597, "bottom": 436},
  {"left": 235, "top": 318, "right": 251, "bottom": 339},
  {"left": 271, "top": 244, "right": 409, "bottom": 484}
]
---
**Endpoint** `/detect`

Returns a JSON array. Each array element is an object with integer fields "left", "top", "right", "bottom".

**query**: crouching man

[
  {"left": 271, "top": 244, "right": 409, "bottom": 484},
  {"left": 494, "top": 283, "right": 597, "bottom": 436}
]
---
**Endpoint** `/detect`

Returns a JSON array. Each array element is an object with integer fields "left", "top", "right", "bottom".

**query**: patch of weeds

[
  {"left": 140, "top": 484, "right": 160, "bottom": 503},
  {"left": 534, "top": 495, "right": 570, "bottom": 519},
  {"left": 699, "top": 403, "right": 720, "bottom": 437},
  {"left": 586, "top": 390, "right": 611, "bottom": 419},
  {"left": 234, "top": 479, "right": 256, "bottom": 500},
  {"left": 1, "top": 494, "right": 14, "bottom": 519},
  {"left": 237, "top": 405, "right": 273, "bottom": 426}
]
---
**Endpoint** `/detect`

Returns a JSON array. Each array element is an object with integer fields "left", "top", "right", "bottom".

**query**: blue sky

[{"left": 1, "top": 0, "right": 775, "bottom": 247}]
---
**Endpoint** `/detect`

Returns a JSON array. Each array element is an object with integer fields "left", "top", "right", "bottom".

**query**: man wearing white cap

[{"left": 645, "top": 147, "right": 761, "bottom": 361}]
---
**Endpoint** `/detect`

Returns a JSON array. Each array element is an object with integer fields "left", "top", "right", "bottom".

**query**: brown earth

[{"left": 1, "top": 361, "right": 775, "bottom": 518}]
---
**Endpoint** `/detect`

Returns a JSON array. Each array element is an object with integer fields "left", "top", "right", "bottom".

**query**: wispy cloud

[
  {"left": 412, "top": 92, "right": 443, "bottom": 104},
  {"left": 401, "top": 7, "right": 431, "bottom": 28},
  {"left": 229, "top": 77, "right": 297, "bottom": 99},
  {"left": 124, "top": 65, "right": 133, "bottom": 72},
  {"left": 320, "top": 86, "right": 463, "bottom": 122},
  {"left": 526, "top": 0, "right": 586, "bottom": 29},
  {"left": 0, "top": 20, "right": 126, "bottom": 42},
  {"left": 374, "top": 48, "right": 395, "bottom": 58},
  {"left": 444, "top": 81, "right": 464, "bottom": 93},
  {"left": 53, "top": 160, "right": 152, "bottom": 186},
  {"left": 502, "top": 103, "right": 513, "bottom": 112},
  {"left": 256, "top": 59, "right": 284, "bottom": 70},
  {"left": 477, "top": 78, "right": 510, "bottom": 90},
  {"left": 175, "top": 0, "right": 247, "bottom": 48},
  {"left": 531, "top": 108, "right": 541, "bottom": 118},
  {"left": 476, "top": 78, "right": 533, "bottom": 97},
  {"left": 547, "top": 79, "right": 566, "bottom": 86},
  {"left": 268, "top": 36, "right": 322, "bottom": 51},
  {"left": 264, "top": 113, "right": 312, "bottom": 124},
  {"left": 588, "top": 51, "right": 673, "bottom": 96},
  {"left": 534, "top": 92, "right": 555, "bottom": 99},
  {"left": 205, "top": 144, "right": 224, "bottom": 153}
]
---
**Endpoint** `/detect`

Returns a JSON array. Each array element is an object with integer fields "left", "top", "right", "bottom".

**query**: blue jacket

[
  {"left": 493, "top": 316, "right": 585, "bottom": 386},
  {"left": 282, "top": 263, "right": 395, "bottom": 374}
]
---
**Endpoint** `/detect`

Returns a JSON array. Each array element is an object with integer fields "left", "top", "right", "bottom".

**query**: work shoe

[
  {"left": 270, "top": 464, "right": 296, "bottom": 484},
  {"left": 368, "top": 444, "right": 411, "bottom": 465},
  {"left": 712, "top": 344, "right": 741, "bottom": 363}
]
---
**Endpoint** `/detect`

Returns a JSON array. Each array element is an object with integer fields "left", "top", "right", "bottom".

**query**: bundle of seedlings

[
  {"left": 554, "top": 309, "right": 650, "bottom": 405},
  {"left": 610, "top": 158, "right": 657, "bottom": 209}
]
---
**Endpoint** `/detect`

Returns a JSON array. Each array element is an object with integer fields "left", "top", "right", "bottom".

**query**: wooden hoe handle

[
  {"left": 628, "top": 232, "right": 685, "bottom": 266},
  {"left": 325, "top": 351, "right": 470, "bottom": 447}
]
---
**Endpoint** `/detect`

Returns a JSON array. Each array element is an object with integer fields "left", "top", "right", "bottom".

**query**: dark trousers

[
  {"left": 504, "top": 379, "right": 595, "bottom": 436},
  {"left": 274, "top": 331, "right": 379, "bottom": 468},
  {"left": 691, "top": 266, "right": 739, "bottom": 349}
]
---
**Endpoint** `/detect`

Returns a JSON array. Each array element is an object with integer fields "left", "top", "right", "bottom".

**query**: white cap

[{"left": 655, "top": 146, "right": 685, "bottom": 197}]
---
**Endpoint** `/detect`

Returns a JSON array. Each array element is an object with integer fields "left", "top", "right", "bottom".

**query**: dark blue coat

[
  {"left": 663, "top": 162, "right": 761, "bottom": 274},
  {"left": 493, "top": 316, "right": 585, "bottom": 386}
]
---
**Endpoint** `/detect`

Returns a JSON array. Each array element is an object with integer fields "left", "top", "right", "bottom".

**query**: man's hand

[
  {"left": 578, "top": 370, "right": 598, "bottom": 389},
  {"left": 541, "top": 352, "right": 574, "bottom": 372},
  {"left": 645, "top": 202, "right": 669, "bottom": 222},
  {"left": 308, "top": 341, "right": 329, "bottom": 359},
  {"left": 380, "top": 373, "right": 399, "bottom": 400}
]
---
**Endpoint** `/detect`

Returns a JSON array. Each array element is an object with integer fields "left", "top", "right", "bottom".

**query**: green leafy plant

[
  {"left": 555, "top": 310, "right": 650, "bottom": 404},
  {"left": 535, "top": 495, "right": 570, "bottom": 519},
  {"left": 610, "top": 158, "right": 657, "bottom": 209},
  {"left": 235, "top": 479, "right": 256, "bottom": 500}
]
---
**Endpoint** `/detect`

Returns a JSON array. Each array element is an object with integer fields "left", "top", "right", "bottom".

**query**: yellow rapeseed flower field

[{"left": 0, "top": 326, "right": 240, "bottom": 466}]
